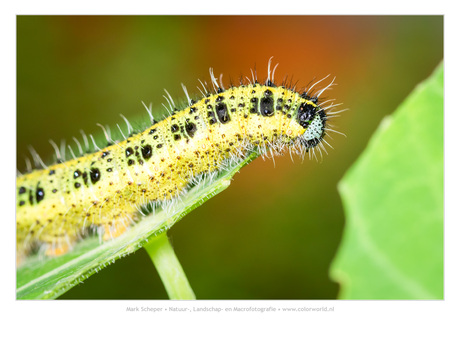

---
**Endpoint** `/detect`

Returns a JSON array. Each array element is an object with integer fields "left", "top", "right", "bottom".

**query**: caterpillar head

[{"left": 296, "top": 102, "right": 327, "bottom": 149}]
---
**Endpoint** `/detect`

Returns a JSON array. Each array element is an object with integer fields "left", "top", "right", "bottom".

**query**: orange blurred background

[{"left": 17, "top": 16, "right": 443, "bottom": 299}]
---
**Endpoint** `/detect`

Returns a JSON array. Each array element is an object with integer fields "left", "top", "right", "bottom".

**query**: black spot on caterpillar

[{"left": 16, "top": 59, "right": 341, "bottom": 264}]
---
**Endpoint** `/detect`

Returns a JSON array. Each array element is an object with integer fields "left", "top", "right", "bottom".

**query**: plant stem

[{"left": 144, "top": 233, "right": 196, "bottom": 300}]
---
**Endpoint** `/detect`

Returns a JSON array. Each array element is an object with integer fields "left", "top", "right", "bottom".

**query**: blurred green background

[{"left": 17, "top": 16, "right": 443, "bottom": 299}]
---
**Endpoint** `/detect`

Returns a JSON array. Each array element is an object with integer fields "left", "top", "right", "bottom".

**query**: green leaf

[
  {"left": 16, "top": 152, "right": 259, "bottom": 299},
  {"left": 330, "top": 63, "right": 443, "bottom": 299}
]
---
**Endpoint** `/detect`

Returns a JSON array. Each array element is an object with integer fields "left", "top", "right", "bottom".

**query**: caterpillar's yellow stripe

[{"left": 16, "top": 61, "right": 338, "bottom": 264}]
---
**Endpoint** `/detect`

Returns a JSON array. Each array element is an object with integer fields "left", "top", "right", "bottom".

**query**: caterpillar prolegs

[{"left": 16, "top": 60, "right": 340, "bottom": 264}]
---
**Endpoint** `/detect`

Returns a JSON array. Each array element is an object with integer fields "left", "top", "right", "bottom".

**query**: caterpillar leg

[
  {"left": 40, "top": 232, "right": 77, "bottom": 257},
  {"left": 16, "top": 250, "right": 27, "bottom": 266},
  {"left": 45, "top": 242, "right": 70, "bottom": 257},
  {"left": 16, "top": 233, "right": 75, "bottom": 263},
  {"left": 102, "top": 223, "right": 129, "bottom": 241}
]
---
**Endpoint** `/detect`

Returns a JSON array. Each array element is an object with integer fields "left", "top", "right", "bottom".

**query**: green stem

[{"left": 144, "top": 233, "right": 196, "bottom": 300}]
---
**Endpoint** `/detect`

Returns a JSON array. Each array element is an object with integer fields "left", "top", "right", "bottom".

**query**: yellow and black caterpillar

[{"left": 16, "top": 61, "right": 338, "bottom": 264}]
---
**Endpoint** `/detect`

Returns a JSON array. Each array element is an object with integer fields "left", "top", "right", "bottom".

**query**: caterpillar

[{"left": 16, "top": 59, "right": 340, "bottom": 265}]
